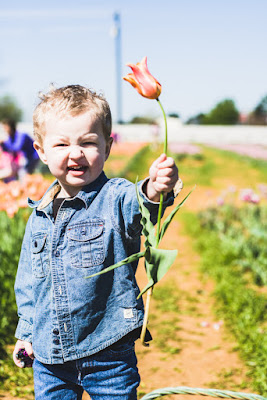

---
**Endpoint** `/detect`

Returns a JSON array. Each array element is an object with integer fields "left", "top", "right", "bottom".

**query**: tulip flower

[
  {"left": 123, "top": 56, "right": 162, "bottom": 99},
  {"left": 124, "top": 57, "right": 168, "bottom": 242}
]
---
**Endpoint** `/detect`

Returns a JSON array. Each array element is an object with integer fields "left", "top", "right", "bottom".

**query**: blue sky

[{"left": 0, "top": 0, "right": 266, "bottom": 123}]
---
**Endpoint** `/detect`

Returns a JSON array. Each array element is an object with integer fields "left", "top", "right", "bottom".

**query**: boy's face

[{"left": 34, "top": 111, "right": 112, "bottom": 198}]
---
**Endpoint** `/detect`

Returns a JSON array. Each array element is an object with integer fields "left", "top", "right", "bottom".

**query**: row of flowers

[
  {"left": 216, "top": 184, "right": 267, "bottom": 206},
  {"left": 1, "top": 178, "right": 264, "bottom": 220},
  {"left": 168, "top": 143, "right": 201, "bottom": 155},
  {"left": 0, "top": 174, "right": 52, "bottom": 217},
  {"left": 210, "top": 143, "right": 267, "bottom": 160},
  {"left": 169, "top": 143, "right": 267, "bottom": 160}
]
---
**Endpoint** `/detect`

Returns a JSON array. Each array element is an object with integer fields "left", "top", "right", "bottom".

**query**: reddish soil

[{"left": 110, "top": 141, "right": 146, "bottom": 156}]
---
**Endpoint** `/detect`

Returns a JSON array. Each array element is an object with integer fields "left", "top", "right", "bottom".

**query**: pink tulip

[
  {"left": 123, "top": 56, "right": 162, "bottom": 99},
  {"left": 240, "top": 188, "right": 260, "bottom": 204},
  {"left": 250, "top": 193, "right": 260, "bottom": 204},
  {"left": 217, "top": 197, "right": 224, "bottom": 206}
]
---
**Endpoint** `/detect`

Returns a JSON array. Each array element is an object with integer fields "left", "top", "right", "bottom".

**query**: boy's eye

[
  {"left": 56, "top": 143, "right": 67, "bottom": 147},
  {"left": 83, "top": 141, "right": 96, "bottom": 146}
]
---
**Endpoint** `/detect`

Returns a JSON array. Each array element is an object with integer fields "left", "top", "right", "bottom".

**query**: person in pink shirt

[{"left": 0, "top": 144, "right": 20, "bottom": 182}]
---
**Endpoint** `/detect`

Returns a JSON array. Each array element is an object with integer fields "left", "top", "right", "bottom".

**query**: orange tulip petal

[
  {"left": 123, "top": 74, "right": 145, "bottom": 97},
  {"left": 123, "top": 73, "right": 139, "bottom": 88},
  {"left": 125, "top": 56, "right": 161, "bottom": 99}
]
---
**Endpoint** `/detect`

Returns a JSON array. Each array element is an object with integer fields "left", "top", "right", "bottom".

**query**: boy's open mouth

[{"left": 67, "top": 166, "right": 87, "bottom": 171}]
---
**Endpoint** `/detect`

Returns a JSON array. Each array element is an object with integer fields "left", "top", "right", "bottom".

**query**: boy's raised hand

[{"left": 146, "top": 153, "right": 179, "bottom": 202}]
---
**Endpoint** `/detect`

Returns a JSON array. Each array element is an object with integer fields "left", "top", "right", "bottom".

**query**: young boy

[{"left": 13, "top": 84, "right": 179, "bottom": 400}]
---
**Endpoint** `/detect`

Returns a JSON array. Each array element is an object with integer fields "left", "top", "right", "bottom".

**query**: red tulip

[{"left": 123, "top": 56, "right": 162, "bottom": 99}]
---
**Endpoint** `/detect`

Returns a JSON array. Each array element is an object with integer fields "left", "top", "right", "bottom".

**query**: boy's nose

[{"left": 69, "top": 146, "right": 84, "bottom": 159}]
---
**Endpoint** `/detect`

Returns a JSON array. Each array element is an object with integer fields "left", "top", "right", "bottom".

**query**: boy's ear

[
  {"left": 33, "top": 141, "right": 48, "bottom": 165},
  {"left": 105, "top": 137, "right": 113, "bottom": 161}
]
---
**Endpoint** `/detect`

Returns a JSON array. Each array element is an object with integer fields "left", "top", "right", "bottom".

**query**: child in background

[
  {"left": 1, "top": 119, "right": 39, "bottom": 177},
  {"left": 13, "top": 84, "right": 179, "bottom": 400}
]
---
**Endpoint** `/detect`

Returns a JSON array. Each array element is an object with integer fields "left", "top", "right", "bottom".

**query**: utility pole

[{"left": 113, "top": 12, "right": 123, "bottom": 124}]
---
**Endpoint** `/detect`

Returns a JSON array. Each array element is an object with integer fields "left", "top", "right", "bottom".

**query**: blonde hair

[{"left": 33, "top": 84, "right": 112, "bottom": 144}]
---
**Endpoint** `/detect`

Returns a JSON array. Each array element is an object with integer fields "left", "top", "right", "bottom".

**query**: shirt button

[
  {"left": 55, "top": 250, "right": 60, "bottom": 257},
  {"left": 52, "top": 328, "right": 59, "bottom": 335},
  {"left": 53, "top": 338, "right": 60, "bottom": 345},
  {"left": 54, "top": 349, "right": 59, "bottom": 354}
]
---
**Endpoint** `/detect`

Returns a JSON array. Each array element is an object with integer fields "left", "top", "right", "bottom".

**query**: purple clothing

[{"left": 2, "top": 130, "right": 39, "bottom": 172}]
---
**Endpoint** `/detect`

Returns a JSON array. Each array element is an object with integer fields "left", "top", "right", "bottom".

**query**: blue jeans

[{"left": 33, "top": 340, "right": 140, "bottom": 400}]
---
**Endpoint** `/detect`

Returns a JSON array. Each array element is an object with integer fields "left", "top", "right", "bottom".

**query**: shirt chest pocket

[
  {"left": 32, "top": 233, "right": 49, "bottom": 278},
  {"left": 67, "top": 220, "right": 105, "bottom": 268}
]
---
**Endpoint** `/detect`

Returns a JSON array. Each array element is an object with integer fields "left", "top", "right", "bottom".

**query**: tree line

[
  {"left": 0, "top": 93, "right": 267, "bottom": 126},
  {"left": 186, "top": 95, "right": 267, "bottom": 125},
  {"left": 129, "top": 95, "right": 267, "bottom": 126}
]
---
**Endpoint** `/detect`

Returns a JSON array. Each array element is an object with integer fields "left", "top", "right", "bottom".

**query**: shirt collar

[
  {"left": 74, "top": 171, "right": 108, "bottom": 209},
  {"left": 28, "top": 172, "right": 109, "bottom": 210}
]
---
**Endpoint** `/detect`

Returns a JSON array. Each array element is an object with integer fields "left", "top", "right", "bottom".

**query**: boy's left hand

[{"left": 146, "top": 154, "right": 179, "bottom": 202}]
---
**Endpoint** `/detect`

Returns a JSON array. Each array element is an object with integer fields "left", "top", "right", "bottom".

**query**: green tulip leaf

[
  {"left": 138, "top": 247, "right": 178, "bottom": 298},
  {"left": 85, "top": 250, "right": 145, "bottom": 279},
  {"left": 137, "top": 279, "right": 154, "bottom": 299},
  {"left": 135, "top": 180, "right": 157, "bottom": 248},
  {"left": 159, "top": 187, "right": 195, "bottom": 244}
]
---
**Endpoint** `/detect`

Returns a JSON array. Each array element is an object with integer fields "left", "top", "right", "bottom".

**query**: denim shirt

[{"left": 15, "top": 172, "right": 174, "bottom": 364}]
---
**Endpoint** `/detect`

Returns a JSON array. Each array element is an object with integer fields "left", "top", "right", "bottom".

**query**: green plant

[
  {"left": 0, "top": 209, "right": 29, "bottom": 355},
  {"left": 202, "top": 99, "right": 239, "bottom": 125}
]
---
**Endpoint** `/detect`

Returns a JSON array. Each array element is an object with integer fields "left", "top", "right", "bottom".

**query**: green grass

[
  {"left": 205, "top": 146, "right": 267, "bottom": 183},
  {"left": 177, "top": 145, "right": 267, "bottom": 189},
  {"left": 207, "top": 367, "right": 250, "bottom": 391},
  {"left": 172, "top": 150, "right": 216, "bottom": 187}
]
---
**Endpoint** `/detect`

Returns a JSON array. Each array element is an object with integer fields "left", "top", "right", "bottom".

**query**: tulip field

[{"left": 0, "top": 141, "right": 266, "bottom": 399}]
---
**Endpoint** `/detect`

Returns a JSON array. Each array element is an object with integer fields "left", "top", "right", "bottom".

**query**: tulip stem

[
  {"left": 155, "top": 98, "right": 168, "bottom": 246},
  {"left": 156, "top": 98, "right": 168, "bottom": 154},
  {"left": 140, "top": 286, "right": 153, "bottom": 346},
  {"left": 141, "top": 98, "right": 168, "bottom": 346}
]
